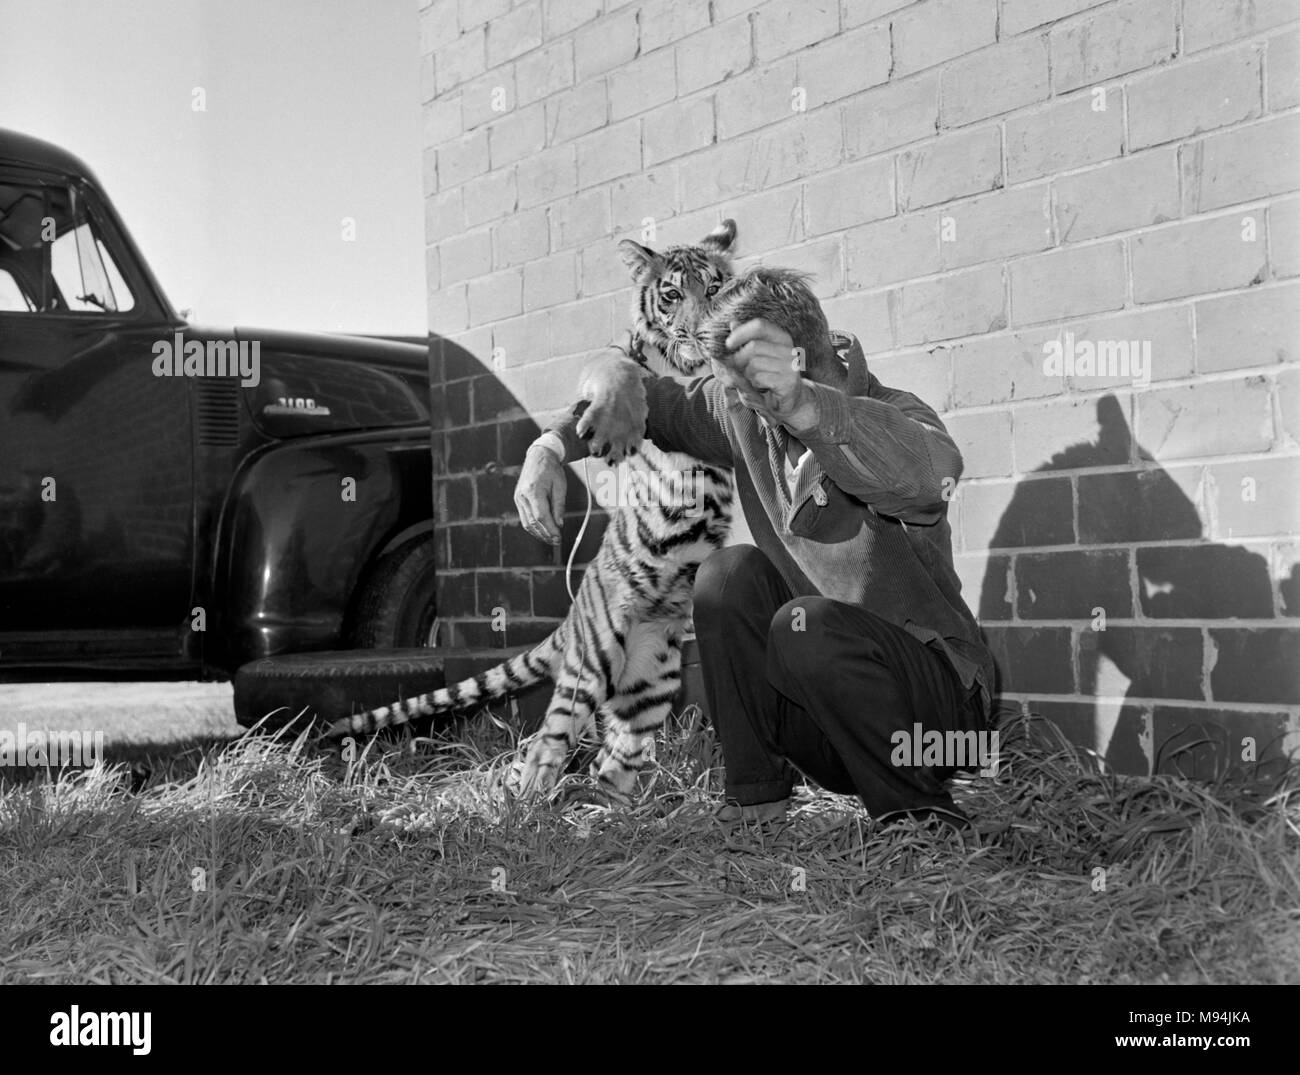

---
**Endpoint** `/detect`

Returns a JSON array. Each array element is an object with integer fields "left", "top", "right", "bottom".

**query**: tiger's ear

[
  {"left": 700, "top": 218, "right": 737, "bottom": 254},
  {"left": 618, "top": 239, "right": 661, "bottom": 280}
]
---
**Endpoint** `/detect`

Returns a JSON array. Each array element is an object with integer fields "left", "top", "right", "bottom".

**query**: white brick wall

[{"left": 422, "top": 0, "right": 1300, "bottom": 737}]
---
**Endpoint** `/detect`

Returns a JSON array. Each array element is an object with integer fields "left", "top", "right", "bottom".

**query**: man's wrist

[{"left": 782, "top": 381, "right": 821, "bottom": 434}]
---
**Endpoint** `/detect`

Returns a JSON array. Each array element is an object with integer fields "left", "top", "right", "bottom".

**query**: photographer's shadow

[{"left": 977, "top": 394, "right": 1277, "bottom": 777}]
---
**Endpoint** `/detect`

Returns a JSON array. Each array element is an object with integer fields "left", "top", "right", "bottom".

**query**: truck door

[{"left": 0, "top": 173, "right": 194, "bottom": 664}]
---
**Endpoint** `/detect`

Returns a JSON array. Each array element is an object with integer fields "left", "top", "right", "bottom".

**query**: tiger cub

[{"left": 328, "top": 221, "right": 739, "bottom": 801}]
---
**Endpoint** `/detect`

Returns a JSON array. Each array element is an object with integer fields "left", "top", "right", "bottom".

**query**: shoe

[{"left": 713, "top": 796, "right": 791, "bottom": 827}]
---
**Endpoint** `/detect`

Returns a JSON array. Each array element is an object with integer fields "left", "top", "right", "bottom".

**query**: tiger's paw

[
  {"left": 508, "top": 737, "right": 567, "bottom": 797},
  {"left": 576, "top": 355, "right": 647, "bottom": 464}
]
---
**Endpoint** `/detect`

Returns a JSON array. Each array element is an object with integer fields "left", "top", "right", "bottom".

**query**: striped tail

[{"left": 326, "top": 633, "right": 560, "bottom": 738}]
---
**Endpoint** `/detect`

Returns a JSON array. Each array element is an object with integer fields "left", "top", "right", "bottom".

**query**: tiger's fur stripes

[{"left": 328, "top": 220, "right": 740, "bottom": 802}]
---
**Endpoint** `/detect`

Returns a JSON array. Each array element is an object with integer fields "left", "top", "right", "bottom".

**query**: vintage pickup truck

[{"left": 0, "top": 128, "right": 443, "bottom": 722}]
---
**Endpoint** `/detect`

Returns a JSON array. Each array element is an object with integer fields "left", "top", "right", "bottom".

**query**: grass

[{"left": 1, "top": 705, "right": 1297, "bottom": 984}]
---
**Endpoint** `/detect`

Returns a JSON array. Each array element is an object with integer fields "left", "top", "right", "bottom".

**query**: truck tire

[
  {"left": 346, "top": 534, "right": 440, "bottom": 649},
  {"left": 233, "top": 648, "right": 446, "bottom": 731}
]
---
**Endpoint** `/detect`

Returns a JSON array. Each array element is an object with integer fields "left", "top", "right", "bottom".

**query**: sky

[{"left": 0, "top": 0, "right": 426, "bottom": 335}]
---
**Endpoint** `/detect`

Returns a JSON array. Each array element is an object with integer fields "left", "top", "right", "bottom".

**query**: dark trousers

[{"left": 693, "top": 545, "right": 983, "bottom": 820}]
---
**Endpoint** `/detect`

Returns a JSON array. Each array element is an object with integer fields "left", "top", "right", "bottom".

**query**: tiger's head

[{"left": 617, "top": 219, "right": 737, "bottom": 376}]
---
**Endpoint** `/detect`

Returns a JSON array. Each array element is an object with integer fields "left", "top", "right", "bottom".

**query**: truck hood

[{"left": 183, "top": 325, "right": 429, "bottom": 438}]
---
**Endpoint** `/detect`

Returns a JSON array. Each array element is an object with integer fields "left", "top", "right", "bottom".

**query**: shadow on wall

[{"left": 977, "top": 393, "right": 1297, "bottom": 778}]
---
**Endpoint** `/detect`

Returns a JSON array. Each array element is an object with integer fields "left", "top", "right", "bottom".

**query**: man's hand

[
  {"left": 717, "top": 319, "right": 819, "bottom": 432},
  {"left": 514, "top": 443, "right": 566, "bottom": 545},
  {"left": 575, "top": 354, "right": 648, "bottom": 463}
]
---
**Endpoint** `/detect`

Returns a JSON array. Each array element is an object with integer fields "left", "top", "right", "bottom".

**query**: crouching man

[{"left": 514, "top": 303, "right": 994, "bottom": 829}]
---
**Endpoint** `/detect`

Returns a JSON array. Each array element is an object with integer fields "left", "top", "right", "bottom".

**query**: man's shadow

[{"left": 977, "top": 394, "right": 1282, "bottom": 778}]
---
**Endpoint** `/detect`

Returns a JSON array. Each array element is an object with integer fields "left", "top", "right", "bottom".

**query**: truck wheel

[
  {"left": 347, "top": 534, "right": 439, "bottom": 649},
  {"left": 232, "top": 648, "right": 445, "bottom": 731}
]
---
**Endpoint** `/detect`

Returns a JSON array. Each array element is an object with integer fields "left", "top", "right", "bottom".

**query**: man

[{"left": 514, "top": 315, "right": 994, "bottom": 829}]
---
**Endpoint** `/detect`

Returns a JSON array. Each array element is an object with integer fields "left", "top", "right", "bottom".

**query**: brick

[
  {"left": 1035, "top": 699, "right": 1151, "bottom": 774},
  {"left": 1209, "top": 456, "right": 1300, "bottom": 539},
  {"left": 1153, "top": 706, "right": 1296, "bottom": 779},
  {"left": 795, "top": 25, "right": 891, "bottom": 107},
  {"left": 425, "top": 188, "right": 464, "bottom": 243},
  {"left": 542, "top": 0, "right": 601, "bottom": 37},
  {"left": 718, "top": 184, "right": 805, "bottom": 249},
  {"left": 436, "top": 569, "right": 475, "bottom": 617},
  {"left": 944, "top": 410, "right": 1013, "bottom": 478},
  {"left": 955, "top": 552, "right": 1012, "bottom": 620},
  {"left": 1001, "top": 0, "right": 1107, "bottom": 35},
  {"left": 939, "top": 35, "right": 1051, "bottom": 128},
  {"left": 1180, "top": 114, "right": 1300, "bottom": 214},
  {"left": 1196, "top": 285, "right": 1300, "bottom": 373},
  {"left": 548, "top": 295, "right": 616, "bottom": 356},
  {"left": 436, "top": 129, "right": 490, "bottom": 188},
  {"left": 841, "top": 0, "right": 913, "bottom": 29},
  {"left": 436, "top": 29, "right": 486, "bottom": 94},
  {"left": 1129, "top": 47, "right": 1263, "bottom": 150},
  {"left": 420, "top": 0, "right": 459, "bottom": 53},
  {"left": 438, "top": 229, "right": 493, "bottom": 284},
  {"left": 1055, "top": 148, "right": 1179, "bottom": 243},
  {"left": 753, "top": 0, "right": 839, "bottom": 62},
  {"left": 1081, "top": 626, "right": 1205, "bottom": 700},
  {"left": 1131, "top": 214, "right": 1268, "bottom": 304},
  {"left": 819, "top": 289, "right": 893, "bottom": 354},
  {"left": 716, "top": 59, "right": 799, "bottom": 140},
  {"left": 549, "top": 187, "right": 610, "bottom": 250},
  {"left": 846, "top": 212, "right": 941, "bottom": 289},
  {"left": 492, "top": 310, "right": 550, "bottom": 369},
  {"left": 1006, "top": 91, "right": 1124, "bottom": 183},
  {"left": 1137, "top": 377, "right": 1274, "bottom": 461},
  {"left": 644, "top": 96, "right": 715, "bottom": 166},
  {"left": 608, "top": 50, "right": 677, "bottom": 121},
  {"left": 575, "top": 9, "right": 639, "bottom": 78},
  {"left": 1078, "top": 467, "right": 1207, "bottom": 544},
  {"left": 1137, "top": 545, "right": 1276, "bottom": 619},
  {"left": 462, "top": 70, "right": 515, "bottom": 131},
  {"left": 1050, "top": 0, "right": 1176, "bottom": 94},
  {"left": 639, "top": 0, "right": 711, "bottom": 52},
  {"left": 1278, "top": 540, "right": 1300, "bottom": 615},
  {"left": 493, "top": 206, "right": 549, "bottom": 267},
  {"left": 425, "top": 243, "right": 440, "bottom": 291},
  {"left": 610, "top": 168, "right": 679, "bottom": 232},
  {"left": 951, "top": 325, "right": 1065, "bottom": 406},
  {"left": 445, "top": 418, "right": 500, "bottom": 471},
  {"left": 516, "top": 143, "right": 576, "bottom": 208},
  {"left": 961, "top": 474, "right": 1075, "bottom": 550},
  {"left": 897, "top": 127, "right": 1001, "bottom": 212},
  {"left": 1061, "top": 305, "right": 1195, "bottom": 388},
  {"left": 843, "top": 74, "right": 940, "bottom": 160},
  {"left": 576, "top": 120, "right": 641, "bottom": 187},
  {"left": 754, "top": 236, "right": 844, "bottom": 296},
  {"left": 467, "top": 270, "right": 523, "bottom": 325},
  {"left": 515, "top": 40, "right": 575, "bottom": 108},
  {"left": 462, "top": 169, "right": 517, "bottom": 226},
  {"left": 938, "top": 184, "right": 1054, "bottom": 270},
  {"left": 1016, "top": 549, "right": 1132, "bottom": 618},
  {"left": 1209, "top": 628, "right": 1300, "bottom": 704},
  {"left": 523, "top": 251, "right": 578, "bottom": 312},
  {"left": 1014, "top": 392, "right": 1134, "bottom": 473},
  {"left": 804, "top": 158, "right": 893, "bottom": 236},
  {"left": 1282, "top": 366, "right": 1300, "bottom": 445},
  {"left": 424, "top": 95, "right": 462, "bottom": 149},
  {"left": 983, "top": 625, "right": 1075, "bottom": 694},
  {"left": 750, "top": 107, "right": 843, "bottom": 186},
  {"left": 1267, "top": 28, "right": 1300, "bottom": 109},
  {"left": 676, "top": 17, "right": 753, "bottom": 95},
  {"left": 1010, "top": 241, "right": 1125, "bottom": 326},
  {"left": 489, "top": 102, "right": 546, "bottom": 167},
  {"left": 430, "top": 284, "right": 469, "bottom": 334},
  {"left": 579, "top": 240, "right": 631, "bottom": 296},
  {"left": 475, "top": 569, "right": 531, "bottom": 616},
  {"left": 545, "top": 80, "right": 608, "bottom": 144},
  {"left": 472, "top": 376, "right": 529, "bottom": 425},
  {"left": 1183, "top": 0, "right": 1299, "bottom": 53},
  {"left": 486, "top": 2, "right": 542, "bottom": 68},
  {"left": 892, "top": 0, "right": 997, "bottom": 77},
  {"left": 1272, "top": 197, "right": 1300, "bottom": 278},
  {"left": 458, "top": 0, "right": 509, "bottom": 28},
  {"left": 421, "top": 53, "right": 437, "bottom": 105},
  {"left": 448, "top": 522, "right": 502, "bottom": 567}
]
